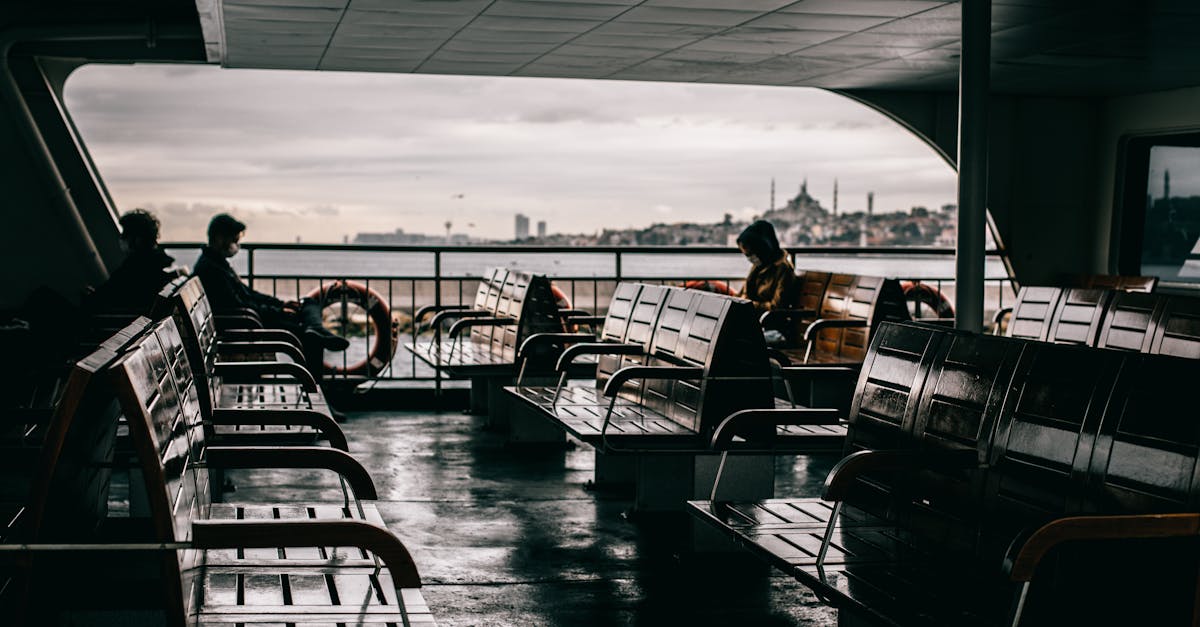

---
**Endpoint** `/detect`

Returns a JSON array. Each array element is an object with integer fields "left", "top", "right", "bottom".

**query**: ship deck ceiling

[
  {"left": 192, "top": 0, "right": 1200, "bottom": 96},
  {"left": 218, "top": 409, "right": 840, "bottom": 625}
]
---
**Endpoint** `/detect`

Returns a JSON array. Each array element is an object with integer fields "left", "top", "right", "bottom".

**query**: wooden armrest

[
  {"left": 822, "top": 448, "right": 978, "bottom": 501},
  {"left": 191, "top": 519, "right": 421, "bottom": 588},
  {"left": 1004, "top": 513, "right": 1200, "bottom": 582},
  {"left": 206, "top": 446, "right": 377, "bottom": 499},
  {"left": 602, "top": 365, "right": 705, "bottom": 397},
  {"left": 557, "top": 309, "right": 593, "bottom": 319},
  {"left": 556, "top": 342, "right": 643, "bottom": 372},
  {"left": 447, "top": 316, "right": 516, "bottom": 339},
  {"left": 218, "top": 340, "right": 305, "bottom": 364},
  {"left": 220, "top": 328, "right": 302, "bottom": 348},
  {"left": 760, "top": 308, "right": 817, "bottom": 328},
  {"left": 803, "top": 318, "right": 868, "bottom": 343},
  {"left": 427, "top": 308, "right": 490, "bottom": 331},
  {"left": 710, "top": 408, "right": 842, "bottom": 450},
  {"left": 518, "top": 332, "right": 596, "bottom": 358},
  {"left": 210, "top": 408, "right": 348, "bottom": 451},
  {"left": 214, "top": 360, "right": 319, "bottom": 392},
  {"left": 415, "top": 303, "right": 469, "bottom": 325}
]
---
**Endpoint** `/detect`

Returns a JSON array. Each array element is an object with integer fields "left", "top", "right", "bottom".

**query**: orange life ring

[
  {"left": 305, "top": 280, "right": 396, "bottom": 377},
  {"left": 550, "top": 283, "right": 576, "bottom": 332},
  {"left": 682, "top": 280, "right": 735, "bottom": 296},
  {"left": 901, "top": 281, "right": 954, "bottom": 319}
]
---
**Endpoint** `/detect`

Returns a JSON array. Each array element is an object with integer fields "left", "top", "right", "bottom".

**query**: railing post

[
  {"left": 246, "top": 246, "right": 255, "bottom": 285},
  {"left": 433, "top": 250, "right": 443, "bottom": 399},
  {"left": 955, "top": 0, "right": 990, "bottom": 333},
  {"left": 615, "top": 250, "right": 622, "bottom": 283}
]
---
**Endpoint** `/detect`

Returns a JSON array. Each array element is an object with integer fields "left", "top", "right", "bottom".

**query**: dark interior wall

[
  {"left": 0, "top": 47, "right": 110, "bottom": 309},
  {"left": 849, "top": 90, "right": 1105, "bottom": 286}
]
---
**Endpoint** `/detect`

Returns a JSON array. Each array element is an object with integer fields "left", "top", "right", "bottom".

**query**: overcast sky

[{"left": 65, "top": 64, "right": 957, "bottom": 244}]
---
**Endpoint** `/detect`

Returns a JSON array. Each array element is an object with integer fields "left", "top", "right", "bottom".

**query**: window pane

[{"left": 1143, "top": 145, "right": 1200, "bottom": 281}]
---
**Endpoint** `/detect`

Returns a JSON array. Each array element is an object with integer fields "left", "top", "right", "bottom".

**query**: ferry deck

[{"left": 4, "top": 0, "right": 1200, "bottom": 626}]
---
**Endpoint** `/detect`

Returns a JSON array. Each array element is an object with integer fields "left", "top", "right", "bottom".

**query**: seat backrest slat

[
  {"left": 1044, "top": 288, "right": 1112, "bottom": 346},
  {"left": 1150, "top": 295, "right": 1200, "bottom": 358},
  {"left": 1005, "top": 286, "right": 1063, "bottom": 340},
  {"left": 1095, "top": 290, "right": 1163, "bottom": 352},
  {"left": 596, "top": 284, "right": 670, "bottom": 386}
]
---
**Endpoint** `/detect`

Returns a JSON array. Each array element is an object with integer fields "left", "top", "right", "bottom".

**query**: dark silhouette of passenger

[
  {"left": 737, "top": 220, "right": 796, "bottom": 313},
  {"left": 86, "top": 209, "right": 177, "bottom": 314},
  {"left": 193, "top": 213, "right": 349, "bottom": 352}
]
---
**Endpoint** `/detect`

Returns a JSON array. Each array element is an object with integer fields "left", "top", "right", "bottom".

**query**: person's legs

[{"left": 297, "top": 299, "right": 350, "bottom": 351}]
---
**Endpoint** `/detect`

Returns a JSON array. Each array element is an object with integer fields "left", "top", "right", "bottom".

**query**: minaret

[
  {"left": 867, "top": 191, "right": 874, "bottom": 216},
  {"left": 801, "top": 177, "right": 808, "bottom": 197},
  {"left": 833, "top": 178, "right": 838, "bottom": 216}
]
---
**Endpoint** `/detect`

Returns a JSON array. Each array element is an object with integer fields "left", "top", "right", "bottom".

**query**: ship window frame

[{"left": 1117, "top": 131, "right": 1200, "bottom": 279}]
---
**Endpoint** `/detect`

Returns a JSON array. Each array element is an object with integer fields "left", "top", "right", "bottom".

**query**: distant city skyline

[{"left": 65, "top": 65, "right": 958, "bottom": 243}]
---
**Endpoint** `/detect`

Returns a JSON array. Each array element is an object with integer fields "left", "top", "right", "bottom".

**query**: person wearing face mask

[
  {"left": 193, "top": 213, "right": 349, "bottom": 352},
  {"left": 86, "top": 209, "right": 178, "bottom": 315},
  {"left": 736, "top": 219, "right": 797, "bottom": 316}
]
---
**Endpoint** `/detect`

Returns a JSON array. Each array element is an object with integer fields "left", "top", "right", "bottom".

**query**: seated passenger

[
  {"left": 194, "top": 213, "right": 349, "bottom": 352},
  {"left": 86, "top": 209, "right": 177, "bottom": 314},
  {"left": 737, "top": 220, "right": 796, "bottom": 312}
]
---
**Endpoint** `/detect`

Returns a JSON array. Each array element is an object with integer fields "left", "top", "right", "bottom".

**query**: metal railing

[{"left": 165, "top": 242, "right": 1014, "bottom": 385}]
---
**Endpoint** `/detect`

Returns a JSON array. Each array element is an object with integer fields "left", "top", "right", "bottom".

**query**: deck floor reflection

[{"left": 226, "top": 410, "right": 839, "bottom": 626}]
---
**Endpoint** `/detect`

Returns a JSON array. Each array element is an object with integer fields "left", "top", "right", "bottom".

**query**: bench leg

[
  {"left": 469, "top": 377, "right": 489, "bottom": 415},
  {"left": 635, "top": 453, "right": 775, "bottom": 513},
  {"left": 591, "top": 451, "right": 638, "bottom": 491},
  {"left": 485, "top": 377, "right": 516, "bottom": 430},
  {"left": 508, "top": 402, "right": 568, "bottom": 446}
]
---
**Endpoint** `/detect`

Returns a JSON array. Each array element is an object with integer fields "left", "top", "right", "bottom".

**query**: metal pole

[{"left": 955, "top": 0, "right": 990, "bottom": 332}]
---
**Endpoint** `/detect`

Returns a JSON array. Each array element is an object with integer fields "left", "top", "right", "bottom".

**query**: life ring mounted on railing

[
  {"left": 682, "top": 280, "right": 735, "bottom": 296},
  {"left": 550, "top": 283, "right": 575, "bottom": 332},
  {"left": 305, "top": 280, "right": 398, "bottom": 377},
  {"left": 900, "top": 280, "right": 954, "bottom": 319}
]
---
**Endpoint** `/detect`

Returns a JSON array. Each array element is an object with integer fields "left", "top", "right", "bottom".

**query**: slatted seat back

[
  {"left": 1094, "top": 291, "right": 1163, "bottom": 352},
  {"left": 812, "top": 275, "right": 910, "bottom": 362},
  {"left": 598, "top": 282, "right": 643, "bottom": 344},
  {"left": 596, "top": 284, "right": 670, "bottom": 387},
  {"left": 167, "top": 277, "right": 221, "bottom": 417},
  {"left": 475, "top": 267, "right": 508, "bottom": 312},
  {"left": 110, "top": 316, "right": 212, "bottom": 626},
  {"left": 902, "top": 329, "right": 1024, "bottom": 552},
  {"left": 470, "top": 270, "right": 560, "bottom": 361},
  {"left": 700, "top": 294, "right": 776, "bottom": 438},
  {"left": 1043, "top": 288, "right": 1112, "bottom": 346},
  {"left": 627, "top": 288, "right": 706, "bottom": 430},
  {"left": 796, "top": 270, "right": 832, "bottom": 312},
  {"left": 980, "top": 340, "right": 1123, "bottom": 559},
  {"left": 1149, "top": 294, "right": 1200, "bottom": 358},
  {"left": 25, "top": 319, "right": 153, "bottom": 543},
  {"left": 1004, "top": 286, "right": 1063, "bottom": 340},
  {"left": 1088, "top": 352, "right": 1200, "bottom": 514}
]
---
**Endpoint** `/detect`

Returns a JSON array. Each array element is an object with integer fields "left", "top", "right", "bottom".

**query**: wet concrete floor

[{"left": 229, "top": 411, "right": 840, "bottom": 626}]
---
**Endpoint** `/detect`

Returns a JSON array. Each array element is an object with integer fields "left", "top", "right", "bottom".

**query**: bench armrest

[
  {"left": 448, "top": 316, "right": 516, "bottom": 339},
  {"left": 210, "top": 408, "right": 348, "bottom": 451},
  {"left": 556, "top": 342, "right": 643, "bottom": 372},
  {"left": 766, "top": 348, "right": 793, "bottom": 368},
  {"left": 518, "top": 332, "right": 597, "bottom": 358},
  {"left": 710, "top": 408, "right": 842, "bottom": 450},
  {"left": 802, "top": 318, "right": 868, "bottom": 343},
  {"left": 214, "top": 360, "right": 319, "bottom": 392},
  {"left": 557, "top": 309, "right": 593, "bottom": 319},
  {"left": 822, "top": 448, "right": 979, "bottom": 501},
  {"left": 778, "top": 365, "right": 860, "bottom": 379},
  {"left": 992, "top": 306, "right": 1013, "bottom": 332},
  {"left": 427, "top": 308, "right": 490, "bottom": 331},
  {"left": 415, "top": 303, "right": 470, "bottom": 325},
  {"left": 219, "top": 328, "right": 302, "bottom": 348},
  {"left": 206, "top": 446, "right": 376, "bottom": 499},
  {"left": 759, "top": 308, "right": 817, "bottom": 328},
  {"left": 218, "top": 340, "right": 306, "bottom": 364},
  {"left": 1004, "top": 513, "right": 1200, "bottom": 582},
  {"left": 602, "top": 365, "right": 705, "bottom": 397},
  {"left": 191, "top": 519, "right": 421, "bottom": 588},
  {"left": 911, "top": 317, "right": 956, "bottom": 327},
  {"left": 565, "top": 315, "right": 606, "bottom": 328}
]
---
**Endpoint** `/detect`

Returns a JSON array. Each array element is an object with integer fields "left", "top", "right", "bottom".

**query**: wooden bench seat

[
  {"left": 407, "top": 267, "right": 564, "bottom": 376},
  {"left": 68, "top": 316, "right": 434, "bottom": 626},
  {"left": 690, "top": 321, "right": 1200, "bottom": 626},
  {"left": 166, "top": 277, "right": 344, "bottom": 447}
]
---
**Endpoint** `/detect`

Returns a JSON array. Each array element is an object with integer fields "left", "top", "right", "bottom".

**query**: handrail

[{"left": 165, "top": 241, "right": 1007, "bottom": 256}]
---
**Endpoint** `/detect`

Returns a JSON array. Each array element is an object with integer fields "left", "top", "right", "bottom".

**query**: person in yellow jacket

[{"left": 737, "top": 220, "right": 796, "bottom": 344}]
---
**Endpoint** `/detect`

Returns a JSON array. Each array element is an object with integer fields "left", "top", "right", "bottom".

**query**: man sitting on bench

[
  {"left": 194, "top": 213, "right": 350, "bottom": 356},
  {"left": 85, "top": 209, "right": 178, "bottom": 315}
]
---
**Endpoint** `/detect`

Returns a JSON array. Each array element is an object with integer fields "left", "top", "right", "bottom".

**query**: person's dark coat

[
  {"left": 193, "top": 246, "right": 286, "bottom": 317},
  {"left": 86, "top": 247, "right": 176, "bottom": 314},
  {"left": 737, "top": 221, "right": 796, "bottom": 313}
]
